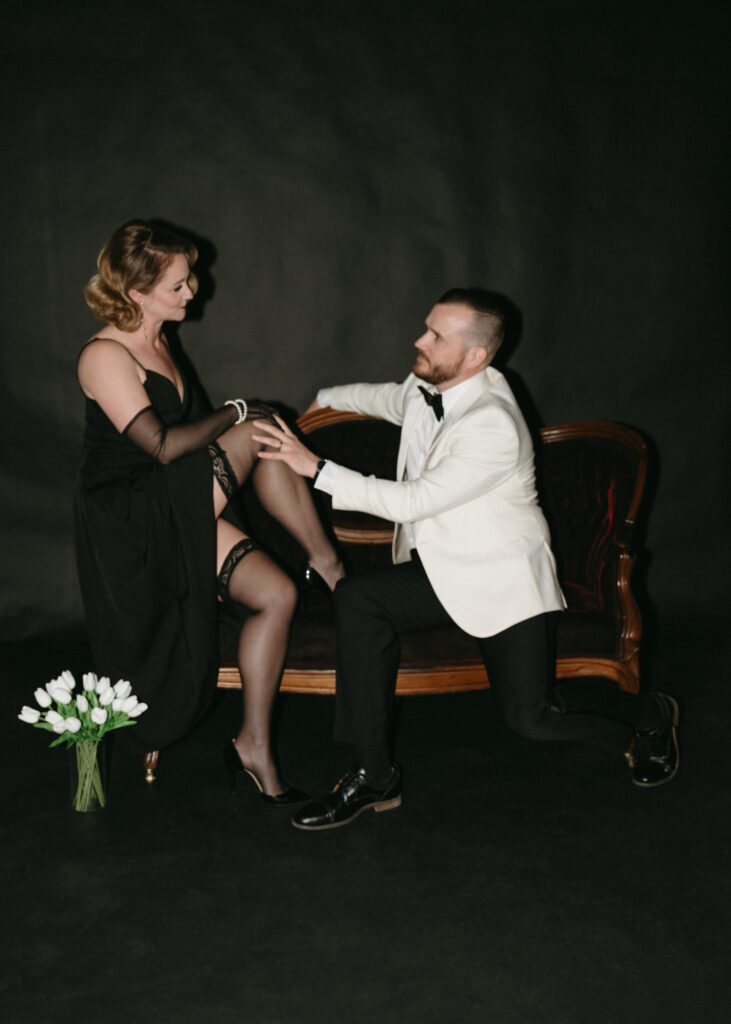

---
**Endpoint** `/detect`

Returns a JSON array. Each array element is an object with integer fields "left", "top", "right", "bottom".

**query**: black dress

[{"left": 74, "top": 368, "right": 221, "bottom": 754}]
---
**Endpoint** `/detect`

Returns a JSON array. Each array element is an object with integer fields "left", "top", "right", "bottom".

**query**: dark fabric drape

[{"left": 1, "top": 2, "right": 728, "bottom": 663}]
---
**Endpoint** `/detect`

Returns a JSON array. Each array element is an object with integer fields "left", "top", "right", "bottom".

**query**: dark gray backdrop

[{"left": 2, "top": 1, "right": 728, "bottom": 668}]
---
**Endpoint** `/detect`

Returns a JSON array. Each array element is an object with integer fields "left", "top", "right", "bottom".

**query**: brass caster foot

[{"left": 142, "top": 750, "right": 159, "bottom": 784}]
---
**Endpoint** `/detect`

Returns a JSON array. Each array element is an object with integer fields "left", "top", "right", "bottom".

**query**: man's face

[{"left": 412, "top": 303, "right": 477, "bottom": 389}]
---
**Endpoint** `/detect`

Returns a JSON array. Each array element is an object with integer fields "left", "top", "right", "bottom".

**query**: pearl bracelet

[{"left": 225, "top": 399, "right": 248, "bottom": 424}]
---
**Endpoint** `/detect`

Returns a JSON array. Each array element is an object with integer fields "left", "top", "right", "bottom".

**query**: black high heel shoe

[
  {"left": 303, "top": 561, "right": 349, "bottom": 599},
  {"left": 303, "top": 564, "right": 333, "bottom": 597},
  {"left": 223, "top": 742, "right": 309, "bottom": 805}
]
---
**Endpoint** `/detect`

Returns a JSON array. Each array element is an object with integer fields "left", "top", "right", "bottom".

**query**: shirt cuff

[
  {"left": 313, "top": 459, "right": 339, "bottom": 495},
  {"left": 317, "top": 387, "right": 333, "bottom": 408}
]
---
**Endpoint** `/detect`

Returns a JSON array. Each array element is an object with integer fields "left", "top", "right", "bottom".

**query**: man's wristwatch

[{"left": 312, "top": 458, "right": 327, "bottom": 482}]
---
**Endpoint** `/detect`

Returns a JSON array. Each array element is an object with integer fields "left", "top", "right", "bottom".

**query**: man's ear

[{"left": 467, "top": 344, "right": 489, "bottom": 369}]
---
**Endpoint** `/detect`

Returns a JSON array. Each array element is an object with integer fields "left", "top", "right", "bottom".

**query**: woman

[{"left": 75, "top": 220, "right": 343, "bottom": 800}]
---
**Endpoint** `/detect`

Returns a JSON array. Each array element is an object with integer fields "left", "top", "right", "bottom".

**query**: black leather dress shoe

[
  {"left": 628, "top": 693, "right": 680, "bottom": 787},
  {"left": 292, "top": 765, "right": 402, "bottom": 830}
]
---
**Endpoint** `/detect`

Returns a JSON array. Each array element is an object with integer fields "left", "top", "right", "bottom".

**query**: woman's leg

[
  {"left": 211, "top": 422, "right": 344, "bottom": 589},
  {"left": 217, "top": 518, "right": 298, "bottom": 796}
]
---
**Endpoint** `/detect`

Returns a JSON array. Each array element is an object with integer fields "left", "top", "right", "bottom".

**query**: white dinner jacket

[{"left": 326, "top": 367, "right": 566, "bottom": 638}]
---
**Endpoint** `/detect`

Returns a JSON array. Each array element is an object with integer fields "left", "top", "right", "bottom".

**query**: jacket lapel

[{"left": 423, "top": 370, "right": 493, "bottom": 462}]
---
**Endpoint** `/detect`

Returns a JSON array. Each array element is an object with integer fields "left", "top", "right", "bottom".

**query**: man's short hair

[{"left": 437, "top": 287, "right": 507, "bottom": 362}]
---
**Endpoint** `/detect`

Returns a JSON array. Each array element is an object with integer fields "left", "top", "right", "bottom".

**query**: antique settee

[{"left": 143, "top": 412, "right": 647, "bottom": 781}]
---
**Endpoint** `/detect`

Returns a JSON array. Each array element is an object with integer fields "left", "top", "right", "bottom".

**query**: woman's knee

[
  {"left": 221, "top": 420, "right": 261, "bottom": 449},
  {"left": 223, "top": 548, "right": 298, "bottom": 617},
  {"left": 257, "top": 573, "right": 298, "bottom": 616}
]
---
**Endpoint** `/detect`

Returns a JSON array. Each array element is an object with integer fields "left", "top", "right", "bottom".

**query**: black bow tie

[{"left": 418, "top": 385, "right": 444, "bottom": 421}]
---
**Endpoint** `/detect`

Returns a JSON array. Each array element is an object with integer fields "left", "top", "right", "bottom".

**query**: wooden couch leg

[{"left": 142, "top": 750, "right": 159, "bottom": 784}]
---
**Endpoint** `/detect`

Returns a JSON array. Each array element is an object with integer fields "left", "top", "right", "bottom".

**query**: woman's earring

[{"left": 139, "top": 300, "right": 147, "bottom": 341}]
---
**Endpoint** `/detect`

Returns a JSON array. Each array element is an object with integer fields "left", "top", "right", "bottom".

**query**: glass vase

[{"left": 69, "top": 739, "right": 107, "bottom": 812}]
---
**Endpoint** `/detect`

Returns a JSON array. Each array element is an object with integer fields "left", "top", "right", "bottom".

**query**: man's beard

[{"left": 412, "top": 352, "right": 465, "bottom": 386}]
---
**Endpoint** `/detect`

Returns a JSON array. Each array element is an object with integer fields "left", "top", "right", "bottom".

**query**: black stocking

[
  {"left": 218, "top": 538, "right": 298, "bottom": 796},
  {"left": 214, "top": 421, "right": 343, "bottom": 589}
]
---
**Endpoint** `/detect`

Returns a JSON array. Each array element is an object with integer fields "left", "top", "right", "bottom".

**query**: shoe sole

[
  {"left": 291, "top": 794, "right": 402, "bottom": 831},
  {"left": 633, "top": 695, "right": 680, "bottom": 788}
]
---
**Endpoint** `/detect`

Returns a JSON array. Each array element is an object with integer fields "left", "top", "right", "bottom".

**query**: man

[{"left": 253, "top": 288, "right": 679, "bottom": 830}]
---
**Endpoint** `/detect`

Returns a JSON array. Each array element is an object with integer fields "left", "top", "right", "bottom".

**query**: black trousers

[{"left": 333, "top": 555, "right": 647, "bottom": 758}]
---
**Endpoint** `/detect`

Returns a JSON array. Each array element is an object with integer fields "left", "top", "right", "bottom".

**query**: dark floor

[{"left": 2, "top": 625, "right": 729, "bottom": 1024}]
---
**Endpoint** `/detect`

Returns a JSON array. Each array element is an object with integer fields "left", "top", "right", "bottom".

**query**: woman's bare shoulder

[
  {"left": 77, "top": 337, "right": 146, "bottom": 401},
  {"left": 80, "top": 333, "right": 127, "bottom": 354},
  {"left": 78, "top": 336, "right": 142, "bottom": 371}
]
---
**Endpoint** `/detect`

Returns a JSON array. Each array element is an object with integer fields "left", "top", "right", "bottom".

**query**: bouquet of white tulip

[{"left": 18, "top": 671, "right": 148, "bottom": 811}]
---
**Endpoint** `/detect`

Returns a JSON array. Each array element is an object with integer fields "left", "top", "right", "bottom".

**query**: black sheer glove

[{"left": 123, "top": 405, "right": 237, "bottom": 464}]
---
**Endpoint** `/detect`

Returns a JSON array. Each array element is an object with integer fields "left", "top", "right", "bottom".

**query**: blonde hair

[{"left": 84, "top": 220, "right": 199, "bottom": 330}]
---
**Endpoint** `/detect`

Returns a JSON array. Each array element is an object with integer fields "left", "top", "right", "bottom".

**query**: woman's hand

[{"left": 253, "top": 415, "right": 321, "bottom": 478}]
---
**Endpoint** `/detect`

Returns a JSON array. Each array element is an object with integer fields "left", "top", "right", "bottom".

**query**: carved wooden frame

[{"left": 145, "top": 417, "right": 647, "bottom": 780}]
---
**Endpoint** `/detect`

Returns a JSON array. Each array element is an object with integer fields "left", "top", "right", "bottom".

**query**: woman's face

[{"left": 139, "top": 253, "right": 195, "bottom": 324}]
